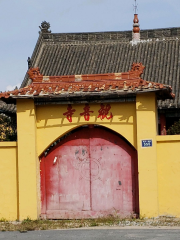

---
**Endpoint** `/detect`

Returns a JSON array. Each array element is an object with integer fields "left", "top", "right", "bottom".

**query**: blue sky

[{"left": 0, "top": 0, "right": 180, "bottom": 91}]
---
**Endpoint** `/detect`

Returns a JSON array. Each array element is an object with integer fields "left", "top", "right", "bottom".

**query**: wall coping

[
  {"left": 0, "top": 142, "right": 17, "bottom": 147},
  {"left": 156, "top": 135, "right": 180, "bottom": 142}
]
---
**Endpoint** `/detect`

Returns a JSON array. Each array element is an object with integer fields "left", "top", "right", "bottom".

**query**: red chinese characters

[
  {"left": 63, "top": 103, "right": 113, "bottom": 122},
  {"left": 63, "top": 105, "right": 76, "bottom": 122},
  {"left": 97, "top": 104, "right": 113, "bottom": 120},
  {"left": 80, "top": 104, "right": 94, "bottom": 121}
]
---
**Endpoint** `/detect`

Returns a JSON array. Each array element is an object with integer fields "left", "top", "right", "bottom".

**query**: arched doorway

[{"left": 40, "top": 125, "right": 139, "bottom": 219}]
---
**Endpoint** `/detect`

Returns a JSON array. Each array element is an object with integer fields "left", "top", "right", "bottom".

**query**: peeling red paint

[{"left": 40, "top": 127, "right": 139, "bottom": 219}]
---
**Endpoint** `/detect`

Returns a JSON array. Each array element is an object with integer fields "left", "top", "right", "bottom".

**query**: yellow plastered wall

[
  {"left": 36, "top": 102, "right": 137, "bottom": 156},
  {"left": 17, "top": 99, "right": 40, "bottom": 220},
  {"left": 157, "top": 135, "right": 180, "bottom": 217},
  {"left": 136, "top": 93, "right": 159, "bottom": 218},
  {"left": 15, "top": 100, "right": 137, "bottom": 220},
  {"left": 15, "top": 95, "right": 180, "bottom": 219},
  {"left": 0, "top": 142, "right": 17, "bottom": 220}
]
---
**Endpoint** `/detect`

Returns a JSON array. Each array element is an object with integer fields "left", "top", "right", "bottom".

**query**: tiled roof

[
  {"left": 20, "top": 27, "right": 180, "bottom": 108},
  {"left": 0, "top": 100, "right": 16, "bottom": 114},
  {"left": 0, "top": 64, "right": 174, "bottom": 104}
]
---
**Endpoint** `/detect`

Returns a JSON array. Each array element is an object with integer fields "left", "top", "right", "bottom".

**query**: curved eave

[{"left": 0, "top": 87, "right": 174, "bottom": 105}]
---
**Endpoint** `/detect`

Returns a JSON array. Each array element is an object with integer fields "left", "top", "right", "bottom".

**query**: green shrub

[
  {"left": 0, "top": 114, "right": 17, "bottom": 141},
  {"left": 167, "top": 119, "right": 180, "bottom": 135}
]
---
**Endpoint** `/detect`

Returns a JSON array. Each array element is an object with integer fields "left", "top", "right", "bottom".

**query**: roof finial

[
  {"left": 133, "top": 0, "right": 138, "bottom": 14},
  {"left": 39, "top": 21, "right": 51, "bottom": 34},
  {"left": 132, "top": 1, "right": 140, "bottom": 43}
]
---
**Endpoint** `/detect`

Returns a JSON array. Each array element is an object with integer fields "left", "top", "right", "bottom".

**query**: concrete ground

[{"left": 0, "top": 227, "right": 180, "bottom": 240}]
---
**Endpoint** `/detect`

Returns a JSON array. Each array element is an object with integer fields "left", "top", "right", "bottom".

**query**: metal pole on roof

[{"left": 133, "top": 0, "right": 138, "bottom": 14}]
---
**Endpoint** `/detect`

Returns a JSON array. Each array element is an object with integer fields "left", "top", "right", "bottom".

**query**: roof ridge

[
  {"left": 0, "top": 64, "right": 175, "bottom": 103},
  {"left": 44, "top": 26, "right": 180, "bottom": 35},
  {"left": 40, "top": 37, "right": 180, "bottom": 46}
]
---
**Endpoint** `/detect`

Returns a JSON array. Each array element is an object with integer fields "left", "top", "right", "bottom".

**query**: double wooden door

[{"left": 40, "top": 127, "right": 139, "bottom": 219}]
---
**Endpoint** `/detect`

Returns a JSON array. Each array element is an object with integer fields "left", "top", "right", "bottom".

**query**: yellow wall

[
  {"left": 136, "top": 92, "right": 159, "bottom": 218},
  {"left": 0, "top": 142, "right": 17, "bottom": 220},
  {"left": 157, "top": 135, "right": 180, "bottom": 217},
  {"left": 36, "top": 102, "right": 137, "bottom": 156},
  {"left": 17, "top": 99, "right": 40, "bottom": 220},
  {"left": 1, "top": 94, "right": 179, "bottom": 220}
]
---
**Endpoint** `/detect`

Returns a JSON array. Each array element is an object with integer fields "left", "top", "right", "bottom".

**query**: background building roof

[
  {"left": 0, "top": 101, "right": 16, "bottom": 114},
  {"left": 20, "top": 25, "right": 180, "bottom": 109}
]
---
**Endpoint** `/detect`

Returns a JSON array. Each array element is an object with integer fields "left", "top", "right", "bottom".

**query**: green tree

[
  {"left": 167, "top": 119, "right": 180, "bottom": 135},
  {"left": 0, "top": 114, "right": 17, "bottom": 141}
]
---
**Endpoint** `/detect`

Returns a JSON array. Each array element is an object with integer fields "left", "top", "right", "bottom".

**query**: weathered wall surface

[
  {"left": 136, "top": 92, "right": 159, "bottom": 218},
  {"left": 157, "top": 135, "right": 180, "bottom": 217},
  {"left": 36, "top": 102, "right": 137, "bottom": 156},
  {"left": 0, "top": 142, "right": 17, "bottom": 220}
]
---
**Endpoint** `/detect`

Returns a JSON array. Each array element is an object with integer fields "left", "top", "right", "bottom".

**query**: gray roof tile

[
  {"left": 0, "top": 100, "right": 16, "bottom": 114},
  {"left": 12, "top": 27, "right": 180, "bottom": 109}
]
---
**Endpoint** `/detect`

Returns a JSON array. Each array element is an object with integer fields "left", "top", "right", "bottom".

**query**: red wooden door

[{"left": 40, "top": 127, "right": 139, "bottom": 219}]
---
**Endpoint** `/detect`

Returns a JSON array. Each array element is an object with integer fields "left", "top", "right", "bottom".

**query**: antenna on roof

[{"left": 133, "top": 0, "right": 138, "bottom": 14}]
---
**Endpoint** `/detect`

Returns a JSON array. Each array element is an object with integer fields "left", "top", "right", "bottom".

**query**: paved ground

[{"left": 0, "top": 228, "right": 180, "bottom": 240}]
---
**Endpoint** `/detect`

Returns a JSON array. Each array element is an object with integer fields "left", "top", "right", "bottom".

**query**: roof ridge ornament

[
  {"left": 132, "top": 1, "right": 140, "bottom": 43},
  {"left": 129, "top": 63, "right": 145, "bottom": 78},
  {"left": 28, "top": 67, "right": 43, "bottom": 82},
  {"left": 39, "top": 21, "right": 51, "bottom": 33},
  {"left": 27, "top": 64, "right": 145, "bottom": 83}
]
